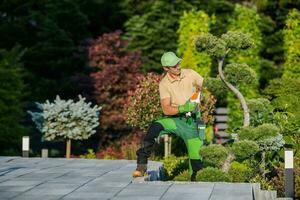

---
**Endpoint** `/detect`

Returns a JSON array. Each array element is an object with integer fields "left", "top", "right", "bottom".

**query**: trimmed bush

[
  {"left": 163, "top": 155, "right": 189, "bottom": 180},
  {"left": 238, "top": 123, "right": 284, "bottom": 151},
  {"left": 173, "top": 170, "right": 190, "bottom": 181},
  {"left": 200, "top": 144, "right": 228, "bottom": 168},
  {"left": 239, "top": 123, "right": 278, "bottom": 141},
  {"left": 80, "top": 149, "right": 97, "bottom": 159},
  {"left": 231, "top": 140, "right": 259, "bottom": 161},
  {"left": 247, "top": 98, "right": 273, "bottom": 126},
  {"left": 229, "top": 161, "right": 254, "bottom": 182},
  {"left": 197, "top": 167, "right": 231, "bottom": 182}
]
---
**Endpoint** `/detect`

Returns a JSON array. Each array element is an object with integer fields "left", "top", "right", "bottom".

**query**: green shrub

[
  {"left": 163, "top": 155, "right": 189, "bottom": 180},
  {"left": 231, "top": 140, "right": 259, "bottom": 161},
  {"left": 126, "top": 73, "right": 162, "bottom": 131},
  {"left": 228, "top": 161, "right": 254, "bottom": 182},
  {"left": 173, "top": 170, "right": 190, "bottom": 181},
  {"left": 270, "top": 162, "right": 300, "bottom": 198},
  {"left": 200, "top": 144, "right": 228, "bottom": 168},
  {"left": 247, "top": 98, "right": 274, "bottom": 126},
  {"left": 197, "top": 167, "right": 231, "bottom": 182},
  {"left": 238, "top": 124, "right": 284, "bottom": 151},
  {"left": 250, "top": 174, "right": 274, "bottom": 191},
  {"left": 80, "top": 149, "right": 97, "bottom": 159},
  {"left": 224, "top": 63, "right": 257, "bottom": 86},
  {"left": 239, "top": 123, "right": 278, "bottom": 141},
  {"left": 283, "top": 8, "right": 300, "bottom": 79}
]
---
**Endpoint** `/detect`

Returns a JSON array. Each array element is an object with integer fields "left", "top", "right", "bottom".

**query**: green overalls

[{"left": 156, "top": 111, "right": 205, "bottom": 176}]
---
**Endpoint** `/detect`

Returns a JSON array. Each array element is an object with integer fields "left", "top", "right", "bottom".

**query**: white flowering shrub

[{"left": 29, "top": 95, "right": 101, "bottom": 141}]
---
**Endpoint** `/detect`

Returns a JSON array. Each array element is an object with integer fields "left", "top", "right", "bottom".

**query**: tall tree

[
  {"left": 76, "top": 0, "right": 127, "bottom": 37},
  {"left": 123, "top": 0, "right": 201, "bottom": 72},
  {"left": 283, "top": 8, "right": 300, "bottom": 79},
  {"left": 89, "top": 31, "right": 142, "bottom": 144},
  {"left": 0, "top": 0, "right": 90, "bottom": 102},
  {"left": 0, "top": 46, "right": 28, "bottom": 155},
  {"left": 177, "top": 10, "right": 212, "bottom": 77}
]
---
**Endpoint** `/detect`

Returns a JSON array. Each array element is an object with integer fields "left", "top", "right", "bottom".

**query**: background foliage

[{"left": 0, "top": 1, "right": 299, "bottom": 196}]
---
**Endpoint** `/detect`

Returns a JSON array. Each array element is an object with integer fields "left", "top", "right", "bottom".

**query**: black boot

[
  {"left": 190, "top": 159, "right": 203, "bottom": 182},
  {"left": 191, "top": 171, "right": 197, "bottom": 182}
]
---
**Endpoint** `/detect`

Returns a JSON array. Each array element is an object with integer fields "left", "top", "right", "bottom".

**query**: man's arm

[
  {"left": 191, "top": 69, "right": 204, "bottom": 92},
  {"left": 160, "top": 97, "right": 179, "bottom": 116}
]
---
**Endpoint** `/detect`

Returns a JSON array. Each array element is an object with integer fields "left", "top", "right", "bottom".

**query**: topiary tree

[
  {"left": 162, "top": 155, "right": 189, "bottom": 180},
  {"left": 229, "top": 161, "right": 254, "bottom": 182},
  {"left": 238, "top": 123, "right": 285, "bottom": 176},
  {"left": 196, "top": 31, "right": 256, "bottom": 127},
  {"left": 247, "top": 98, "right": 274, "bottom": 126},
  {"left": 238, "top": 123, "right": 285, "bottom": 151},
  {"left": 196, "top": 167, "right": 231, "bottom": 182},
  {"left": 283, "top": 8, "right": 300, "bottom": 79},
  {"left": 231, "top": 140, "right": 259, "bottom": 162},
  {"left": 199, "top": 144, "right": 228, "bottom": 168},
  {"left": 177, "top": 10, "right": 212, "bottom": 76},
  {"left": 225, "top": 4, "right": 262, "bottom": 130},
  {"left": 28, "top": 95, "right": 101, "bottom": 158}
]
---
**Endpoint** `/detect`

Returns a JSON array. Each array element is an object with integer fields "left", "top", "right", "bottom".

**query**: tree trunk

[
  {"left": 66, "top": 139, "right": 71, "bottom": 159},
  {"left": 222, "top": 152, "right": 235, "bottom": 172},
  {"left": 218, "top": 58, "right": 250, "bottom": 127}
]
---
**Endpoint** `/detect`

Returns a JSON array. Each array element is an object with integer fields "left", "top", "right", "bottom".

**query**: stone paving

[{"left": 0, "top": 157, "right": 255, "bottom": 200}]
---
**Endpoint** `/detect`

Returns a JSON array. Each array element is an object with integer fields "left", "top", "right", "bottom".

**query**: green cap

[{"left": 161, "top": 51, "right": 182, "bottom": 67}]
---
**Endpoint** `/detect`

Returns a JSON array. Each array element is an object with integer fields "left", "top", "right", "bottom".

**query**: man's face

[{"left": 165, "top": 63, "right": 181, "bottom": 76}]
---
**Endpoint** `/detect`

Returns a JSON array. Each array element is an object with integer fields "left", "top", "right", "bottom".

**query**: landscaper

[{"left": 133, "top": 51, "right": 205, "bottom": 181}]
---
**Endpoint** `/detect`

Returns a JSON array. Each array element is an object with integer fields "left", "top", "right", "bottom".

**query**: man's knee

[
  {"left": 190, "top": 159, "right": 203, "bottom": 171},
  {"left": 144, "top": 122, "right": 164, "bottom": 142}
]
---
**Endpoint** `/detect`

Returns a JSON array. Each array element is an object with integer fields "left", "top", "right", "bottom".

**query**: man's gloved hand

[{"left": 178, "top": 101, "right": 197, "bottom": 113}]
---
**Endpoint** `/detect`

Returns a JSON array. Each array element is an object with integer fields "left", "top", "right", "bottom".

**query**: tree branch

[{"left": 217, "top": 57, "right": 250, "bottom": 127}]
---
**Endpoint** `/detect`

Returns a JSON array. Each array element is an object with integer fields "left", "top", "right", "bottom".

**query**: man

[{"left": 133, "top": 51, "right": 204, "bottom": 181}]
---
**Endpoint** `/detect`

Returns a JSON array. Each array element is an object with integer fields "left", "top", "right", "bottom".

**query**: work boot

[
  {"left": 132, "top": 164, "right": 147, "bottom": 177},
  {"left": 191, "top": 171, "right": 197, "bottom": 182}
]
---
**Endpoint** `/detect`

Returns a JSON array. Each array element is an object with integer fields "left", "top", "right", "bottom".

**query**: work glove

[{"left": 178, "top": 101, "right": 197, "bottom": 113}]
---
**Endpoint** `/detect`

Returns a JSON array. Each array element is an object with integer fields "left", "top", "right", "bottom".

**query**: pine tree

[{"left": 0, "top": 46, "right": 28, "bottom": 155}]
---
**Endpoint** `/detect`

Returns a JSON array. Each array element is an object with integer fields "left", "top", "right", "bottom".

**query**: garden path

[{"left": 0, "top": 157, "right": 280, "bottom": 200}]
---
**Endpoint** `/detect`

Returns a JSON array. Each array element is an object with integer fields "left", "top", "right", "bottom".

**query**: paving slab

[{"left": 0, "top": 157, "right": 260, "bottom": 200}]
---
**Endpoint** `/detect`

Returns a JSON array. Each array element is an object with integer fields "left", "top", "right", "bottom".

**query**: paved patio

[{"left": 0, "top": 157, "right": 280, "bottom": 200}]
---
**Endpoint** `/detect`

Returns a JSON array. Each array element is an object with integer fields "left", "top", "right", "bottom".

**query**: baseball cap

[{"left": 161, "top": 51, "right": 182, "bottom": 67}]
